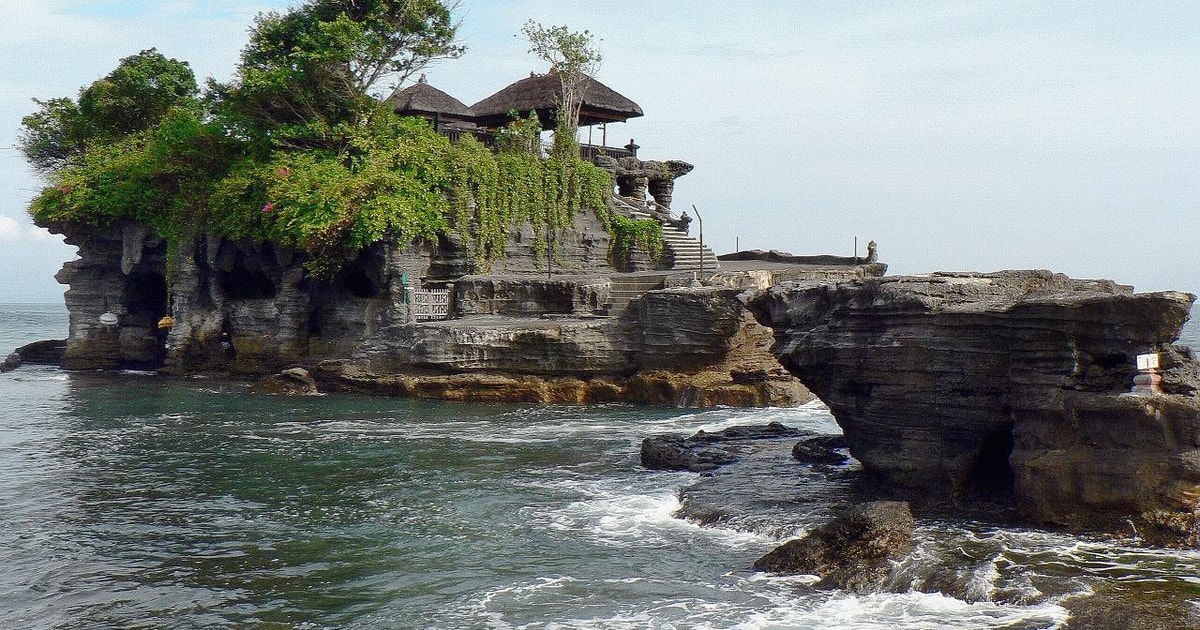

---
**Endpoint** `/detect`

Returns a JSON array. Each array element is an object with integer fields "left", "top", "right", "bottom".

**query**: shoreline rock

[
  {"left": 39, "top": 218, "right": 842, "bottom": 408},
  {"left": 752, "top": 501, "right": 915, "bottom": 591},
  {"left": 744, "top": 270, "right": 1200, "bottom": 543},
  {"left": 640, "top": 422, "right": 808, "bottom": 472},
  {"left": 1, "top": 339, "right": 67, "bottom": 372}
]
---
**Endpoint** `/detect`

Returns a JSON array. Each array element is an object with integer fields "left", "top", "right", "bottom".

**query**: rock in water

[
  {"left": 250, "top": 367, "right": 319, "bottom": 395},
  {"left": 640, "top": 422, "right": 808, "bottom": 472},
  {"left": 1, "top": 353, "right": 19, "bottom": 372},
  {"left": 753, "top": 501, "right": 914, "bottom": 591},
  {"left": 15, "top": 339, "right": 66, "bottom": 365},
  {"left": 791, "top": 435, "right": 850, "bottom": 465},
  {"left": 744, "top": 270, "right": 1200, "bottom": 542}
]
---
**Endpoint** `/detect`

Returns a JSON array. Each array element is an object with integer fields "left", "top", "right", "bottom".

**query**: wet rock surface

[
  {"left": 14, "top": 339, "right": 67, "bottom": 365},
  {"left": 640, "top": 422, "right": 806, "bottom": 472},
  {"left": 744, "top": 270, "right": 1200, "bottom": 541},
  {"left": 2, "top": 340, "right": 69, "bottom": 372},
  {"left": 791, "top": 435, "right": 849, "bottom": 465},
  {"left": 249, "top": 367, "right": 320, "bottom": 396},
  {"left": 753, "top": 501, "right": 915, "bottom": 591},
  {"left": 638, "top": 421, "right": 870, "bottom": 533},
  {"left": 1061, "top": 583, "right": 1200, "bottom": 630}
]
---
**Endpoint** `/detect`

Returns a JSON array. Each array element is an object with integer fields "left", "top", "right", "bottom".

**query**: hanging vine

[
  {"left": 603, "top": 212, "right": 663, "bottom": 269},
  {"left": 447, "top": 112, "right": 612, "bottom": 272}
]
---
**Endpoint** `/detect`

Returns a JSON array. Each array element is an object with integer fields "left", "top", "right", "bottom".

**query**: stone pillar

[
  {"left": 648, "top": 178, "right": 676, "bottom": 209},
  {"left": 629, "top": 175, "right": 649, "bottom": 204}
]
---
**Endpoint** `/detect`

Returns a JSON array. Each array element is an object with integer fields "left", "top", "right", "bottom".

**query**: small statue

[{"left": 866, "top": 240, "right": 878, "bottom": 263}]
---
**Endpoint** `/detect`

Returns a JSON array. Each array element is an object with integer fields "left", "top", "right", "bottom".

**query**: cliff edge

[{"left": 744, "top": 270, "right": 1200, "bottom": 543}]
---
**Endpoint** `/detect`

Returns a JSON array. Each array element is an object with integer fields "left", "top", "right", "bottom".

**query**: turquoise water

[{"left": 1, "top": 303, "right": 1198, "bottom": 629}]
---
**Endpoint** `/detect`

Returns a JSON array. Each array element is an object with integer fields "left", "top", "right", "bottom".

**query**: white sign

[{"left": 1136, "top": 353, "right": 1160, "bottom": 371}]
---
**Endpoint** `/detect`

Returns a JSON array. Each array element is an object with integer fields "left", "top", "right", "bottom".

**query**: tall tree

[
  {"left": 216, "top": 0, "right": 462, "bottom": 151},
  {"left": 520, "top": 21, "right": 602, "bottom": 146},
  {"left": 19, "top": 49, "right": 197, "bottom": 175}
]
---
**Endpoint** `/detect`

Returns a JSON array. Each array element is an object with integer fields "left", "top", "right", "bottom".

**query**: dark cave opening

[
  {"left": 343, "top": 266, "right": 380, "bottom": 299},
  {"left": 338, "top": 246, "right": 387, "bottom": 299},
  {"left": 967, "top": 425, "right": 1016, "bottom": 500},
  {"left": 220, "top": 268, "right": 277, "bottom": 300},
  {"left": 124, "top": 271, "right": 169, "bottom": 368}
]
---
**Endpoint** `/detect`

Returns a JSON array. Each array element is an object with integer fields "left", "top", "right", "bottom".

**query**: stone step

[
  {"left": 606, "top": 274, "right": 669, "bottom": 315},
  {"left": 615, "top": 204, "right": 718, "bottom": 273}
]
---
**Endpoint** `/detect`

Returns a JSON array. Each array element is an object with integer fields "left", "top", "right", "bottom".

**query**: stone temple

[{"left": 40, "top": 71, "right": 884, "bottom": 406}]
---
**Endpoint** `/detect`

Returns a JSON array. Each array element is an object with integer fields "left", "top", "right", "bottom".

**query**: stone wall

[{"left": 55, "top": 220, "right": 170, "bottom": 370}]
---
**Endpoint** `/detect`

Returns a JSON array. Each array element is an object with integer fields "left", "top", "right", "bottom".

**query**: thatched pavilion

[
  {"left": 471, "top": 72, "right": 643, "bottom": 157},
  {"left": 385, "top": 74, "right": 478, "bottom": 134},
  {"left": 386, "top": 72, "right": 645, "bottom": 159}
]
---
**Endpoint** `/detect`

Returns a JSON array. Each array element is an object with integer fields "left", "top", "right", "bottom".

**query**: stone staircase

[
  {"left": 606, "top": 274, "right": 669, "bottom": 316},
  {"left": 617, "top": 200, "right": 719, "bottom": 273},
  {"left": 658, "top": 218, "right": 719, "bottom": 273}
]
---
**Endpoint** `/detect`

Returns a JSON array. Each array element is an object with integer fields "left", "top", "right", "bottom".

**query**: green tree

[
  {"left": 520, "top": 20, "right": 602, "bottom": 146},
  {"left": 77, "top": 48, "right": 198, "bottom": 139},
  {"left": 17, "top": 97, "right": 85, "bottom": 174},
  {"left": 19, "top": 49, "right": 197, "bottom": 175},
  {"left": 215, "top": 0, "right": 462, "bottom": 152}
]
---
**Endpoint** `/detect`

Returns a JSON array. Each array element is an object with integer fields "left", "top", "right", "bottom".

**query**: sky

[{"left": 1, "top": 1, "right": 1197, "bottom": 303}]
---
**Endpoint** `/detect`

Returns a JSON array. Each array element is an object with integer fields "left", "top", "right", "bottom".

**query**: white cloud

[{"left": 0, "top": 215, "right": 20, "bottom": 241}]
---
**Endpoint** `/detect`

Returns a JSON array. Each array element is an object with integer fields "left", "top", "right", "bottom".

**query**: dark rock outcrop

[
  {"left": 15, "top": 339, "right": 67, "bottom": 365},
  {"left": 744, "top": 270, "right": 1200, "bottom": 541},
  {"left": 719, "top": 248, "right": 883, "bottom": 271},
  {"left": 1062, "top": 583, "right": 1200, "bottom": 630},
  {"left": 753, "top": 501, "right": 914, "bottom": 590},
  {"left": 791, "top": 435, "right": 850, "bottom": 465},
  {"left": 40, "top": 211, "right": 819, "bottom": 407},
  {"left": 250, "top": 367, "right": 320, "bottom": 396},
  {"left": 640, "top": 422, "right": 806, "bottom": 472},
  {"left": 2, "top": 339, "right": 68, "bottom": 372}
]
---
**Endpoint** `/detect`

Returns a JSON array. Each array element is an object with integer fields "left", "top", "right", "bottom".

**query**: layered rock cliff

[
  {"left": 744, "top": 270, "right": 1200, "bottom": 541},
  {"left": 42, "top": 214, "right": 830, "bottom": 407}
]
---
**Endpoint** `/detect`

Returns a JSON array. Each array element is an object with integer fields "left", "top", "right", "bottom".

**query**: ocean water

[{"left": 1, "top": 303, "right": 1198, "bottom": 629}]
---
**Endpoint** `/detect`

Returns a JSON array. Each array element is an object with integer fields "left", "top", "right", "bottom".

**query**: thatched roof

[
  {"left": 386, "top": 75, "right": 474, "bottom": 120},
  {"left": 471, "top": 72, "right": 643, "bottom": 129}
]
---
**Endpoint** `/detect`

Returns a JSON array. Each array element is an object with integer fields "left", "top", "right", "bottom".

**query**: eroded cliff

[
  {"left": 744, "top": 270, "right": 1200, "bottom": 542},
  {"left": 44, "top": 216, "right": 821, "bottom": 407}
]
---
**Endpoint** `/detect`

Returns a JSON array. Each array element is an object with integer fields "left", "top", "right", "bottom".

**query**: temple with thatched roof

[
  {"left": 469, "top": 72, "right": 643, "bottom": 130},
  {"left": 386, "top": 74, "right": 474, "bottom": 122},
  {"left": 387, "top": 71, "right": 644, "bottom": 159}
]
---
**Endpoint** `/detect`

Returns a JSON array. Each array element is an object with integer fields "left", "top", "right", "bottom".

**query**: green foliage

[
  {"left": 30, "top": 107, "right": 233, "bottom": 244},
  {"left": 492, "top": 110, "right": 541, "bottom": 155},
  {"left": 520, "top": 21, "right": 601, "bottom": 137},
  {"left": 215, "top": 0, "right": 462, "bottom": 152},
  {"left": 23, "top": 8, "right": 629, "bottom": 281},
  {"left": 604, "top": 213, "right": 663, "bottom": 269},
  {"left": 78, "top": 49, "right": 199, "bottom": 139},
  {"left": 445, "top": 112, "right": 612, "bottom": 272},
  {"left": 210, "top": 114, "right": 453, "bottom": 276},
  {"left": 18, "top": 98, "right": 85, "bottom": 174},
  {"left": 19, "top": 49, "right": 197, "bottom": 175}
]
